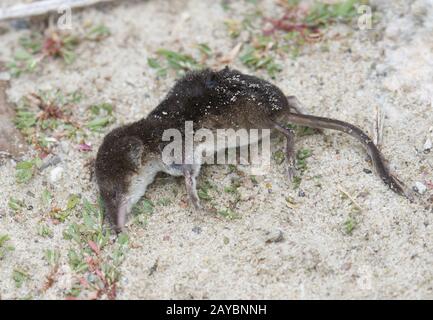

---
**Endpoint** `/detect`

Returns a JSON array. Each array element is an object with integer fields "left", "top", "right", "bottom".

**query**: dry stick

[
  {"left": 0, "top": 0, "right": 116, "bottom": 21},
  {"left": 337, "top": 185, "right": 363, "bottom": 212}
]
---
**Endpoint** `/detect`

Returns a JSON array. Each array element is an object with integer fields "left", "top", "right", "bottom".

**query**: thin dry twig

[
  {"left": 0, "top": 0, "right": 115, "bottom": 21},
  {"left": 218, "top": 43, "right": 243, "bottom": 65},
  {"left": 373, "top": 105, "right": 384, "bottom": 147},
  {"left": 337, "top": 185, "right": 363, "bottom": 212}
]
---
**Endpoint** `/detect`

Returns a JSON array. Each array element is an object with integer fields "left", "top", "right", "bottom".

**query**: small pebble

[
  {"left": 26, "top": 191, "right": 35, "bottom": 198},
  {"left": 363, "top": 168, "right": 372, "bottom": 174},
  {"left": 49, "top": 166, "right": 64, "bottom": 183},
  {"left": 298, "top": 190, "right": 305, "bottom": 197},
  {"left": 413, "top": 181, "right": 427, "bottom": 194},
  {"left": 10, "top": 19, "right": 29, "bottom": 30},
  {"left": 40, "top": 155, "right": 62, "bottom": 171},
  {"left": 192, "top": 226, "right": 202, "bottom": 234}
]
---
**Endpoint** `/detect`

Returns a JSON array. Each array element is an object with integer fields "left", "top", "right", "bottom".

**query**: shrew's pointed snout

[{"left": 104, "top": 200, "right": 128, "bottom": 233}]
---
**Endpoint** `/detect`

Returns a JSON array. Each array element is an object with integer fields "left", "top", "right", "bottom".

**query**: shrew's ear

[
  {"left": 118, "top": 136, "right": 143, "bottom": 172},
  {"left": 205, "top": 72, "right": 218, "bottom": 89}
]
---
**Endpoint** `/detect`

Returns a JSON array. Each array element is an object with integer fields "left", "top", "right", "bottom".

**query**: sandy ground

[{"left": 0, "top": 0, "right": 433, "bottom": 299}]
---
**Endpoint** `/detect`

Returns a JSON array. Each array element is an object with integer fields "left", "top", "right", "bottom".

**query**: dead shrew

[{"left": 95, "top": 67, "right": 413, "bottom": 232}]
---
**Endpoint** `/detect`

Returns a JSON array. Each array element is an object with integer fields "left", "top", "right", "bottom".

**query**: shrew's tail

[{"left": 286, "top": 112, "right": 414, "bottom": 202}]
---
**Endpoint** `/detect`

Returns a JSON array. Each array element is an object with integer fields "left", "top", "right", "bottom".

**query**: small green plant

[
  {"left": 7, "top": 32, "right": 79, "bottom": 76},
  {"left": 344, "top": 216, "right": 357, "bottom": 235},
  {"left": 15, "top": 158, "right": 42, "bottom": 183},
  {"left": 103, "top": 233, "right": 129, "bottom": 286},
  {"left": 50, "top": 193, "right": 81, "bottom": 222},
  {"left": 287, "top": 124, "right": 318, "bottom": 137},
  {"left": 148, "top": 45, "right": 212, "bottom": 76},
  {"left": 218, "top": 208, "right": 240, "bottom": 220},
  {"left": 306, "top": 0, "right": 359, "bottom": 26},
  {"left": 236, "top": 0, "right": 366, "bottom": 68},
  {"left": 224, "top": 6, "right": 262, "bottom": 38},
  {"left": 41, "top": 189, "right": 52, "bottom": 206},
  {"left": 38, "top": 223, "right": 54, "bottom": 238},
  {"left": 224, "top": 179, "right": 241, "bottom": 194},
  {"left": 14, "top": 107, "right": 38, "bottom": 131},
  {"left": 296, "top": 148, "right": 312, "bottom": 173},
  {"left": 66, "top": 282, "right": 82, "bottom": 298},
  {"left": 8, "top": 197, "right": 25, "bottom": 211},
  {"left": 273, "top": 149, "right": 285, "bottom": 165},
  {"left": 132, "top": 199, "right": 154, "bottom": 226},
  {"left": 157, "top": 49, "right": 198, "bottom": 70},
  {"left": 14, "top": 89, "right": 85, "bottom": 152},
  {"left": 197, "top": 43, "right": 212, "bottom": 58},
  {"left": 147, "top": 57, "right": 166, "bottom": 76},
  {"left": 224, "top": 178, "right": 242, "bottom": 205},
  {"left": 63, "top": 199, "right": 110, "bottom": 248},
  {"left": 132, "top": 198, "right": 154, "bottom": 215},
  {"left": 67, "top": 249, "right": 88, "bottom": 273},
  {"left": 292, "top": 176, "right": 302, "bottom": 189},
  {"left": 44, "top": 249, "right": 60, "bottom": 267},
  {"left": 0, "top": 235, "right": 15, "bottom": 260},
  {"left": 7, "top": 50, "right": 39, "bottom": 77},
  {"left": 86, "top": 103, "right": 115, "bottom": 132},
  {"left": 156, "top": 197, "right": 172, "bottom": 206},
  {"left": 63, "top": 198, "right": 130, "bottom": 299},
  {"left": 198, "top": 180, "right": 215, "bottom": 201},
  {"left": 85, "top": 24, "right": 111, "bottom": 41},
  {"left": 224, "top": 19, "right": 241, "bottom": 38},
  {"left": 240, "top": 46, "right": 281, "bottom": 78},
  {"left": 8, "top": 25, "right": 110, "bottom": 77},
  {"left": 228, "top": 164, "right": 237, "bottom": 174}
]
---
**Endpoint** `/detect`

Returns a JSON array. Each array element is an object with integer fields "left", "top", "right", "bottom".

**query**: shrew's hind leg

[
  {"left": 183, "top": 165, "right": 202, "bottom": 210},
  {"left": 274, "top": 123, "right": 296, "bottom": 181}
]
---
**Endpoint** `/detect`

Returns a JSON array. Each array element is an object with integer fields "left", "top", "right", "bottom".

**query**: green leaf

[
  {"left": 90, "top": 103, "right": 113, "bottom": 116},
  {"left": 15, "top": 110, "right": 37, "bottom": 129},
  {"left": 61, "top": 49, "right": 76, "bottom": 65},
  {"left": 42, "top": 189, "right": 52, "bottom": 206},
  {"left": 66, "top": 194, "right": 80, "bottom": 210},
  {"left": 117, "top": 233, "right": 129, "bottom": 246},
  {"left": 156, "top": 49, "right": 199, "bottom": 71},
  {"left": 197, "top": 43, "right": 212, "bottom": 56},
  {"left": 12, "top": 269, "right": 30, "bottom": 288},
  {"left": 14, "top": 49, "right": 32, "bottom": 61},
  {"left": 67, "top": 249, "right": 88, "bottom": 273},
  {"left": 147, "top": 57, "right": 161, "bottom": 69},
  {"left": 86, "top": 24, "right": 111, "bottom": 40},
  {"left": 86, "top": 117, "right": 110, "bottom": 131},
  {"left": 217, "top": 208, "right": 239, "bottom": 220},
  {"left": 8, "top": 198, "right": 25, "bottom": 211},
  {"left": 16, "top": 161, "right": 34, "bottom": 170},
  {"left": 45, "top": 249, "right": 60, "bottom": 267},
  {"left": 0, "top": 235, "right": 14, "bottom": 260}
]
